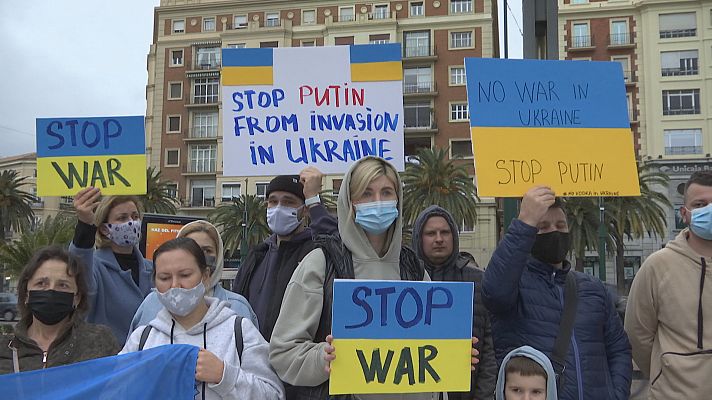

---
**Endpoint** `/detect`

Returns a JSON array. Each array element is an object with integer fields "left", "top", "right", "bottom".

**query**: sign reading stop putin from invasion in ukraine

[
  {"left": 465, "top": 58, "right": 640, "bottom": 197},
  {"left": 329, "top": 280, "right": 474, "bottom": 395},
  {"left": 221, "top": 44, "right": 405, "bottom": 176},
  {"left": 36, "top": 116, "right": 147, "bottom": 196}
]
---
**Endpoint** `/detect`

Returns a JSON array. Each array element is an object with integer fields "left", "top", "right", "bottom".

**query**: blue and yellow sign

[{"left": 329, "top": 280, "right": 473, "bottom": 395}]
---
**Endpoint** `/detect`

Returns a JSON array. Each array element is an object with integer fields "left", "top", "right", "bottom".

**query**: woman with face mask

[
  {"left": 128, "top": 220, "right": 259, "bottom": 335},
  {"left": 69, "top": 188, "right": 153, "bottom": 346},
  {"left": 121, "top": 237, "right": 285, "bottom": 400},
  {"left": 269, "top": 157, "right": 479, "bottom": 399},
  {"left": 0, "top": 247, "right": 119, "bottom": 374}
]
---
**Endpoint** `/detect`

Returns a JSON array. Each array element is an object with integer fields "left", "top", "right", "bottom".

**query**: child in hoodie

[
  {"left": 496, "top": 346, "right": 557, "bottom": 400},
  {"left": 121, "top": 237, "right": 284, "bottom": 400}
]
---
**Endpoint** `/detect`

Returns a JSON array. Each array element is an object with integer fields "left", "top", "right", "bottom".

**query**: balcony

[
  {"left": 190, "top": 96, "right": 219, "bottom": 107},
  {"left": 184, "top": 163, "right": 217, "bottom": 174},
  {"left": 338, "top": 15, "right": 356, "bottom": 22},
  {"left": 369, "top": 11, "right": 391, "bottom": 20},
  {"left": 665, "top": 146, "right": 703, "bottom": 155},
  {"left": 663, "top": 107, "right": 700, "bottom": 116},
  {"left": 193, "top": 62, "right": 220, "bottom": 71},
  {"left": 183, "top": 197, "right": 216, "bottom": 208},
  {"left": 569, "top": 35, "right": 594, "bottom": 50},
  {"left": 622, "top": 70, "right": 637, "bottom": 85},
  {"left": 660, "top": 28, "right": 696, "bottom": 39},
  {"left": 403, "top": 81, "right": 437, "bottom": 96},
  {"left": 402, "top": 45, "right": 437, "bottom": 61},
  {"left": 661, "top": 66, "right": 698, "bottom": 77},
  {"left": 608, "top": 32, "right": 634, "bottom": 47},
  {"left": 263, "top": 19, "right": 281, "bottom": 28},
  {"left": 404, "top": 117, "right": 437, "bottom": 132},
  {"left": 186, "top": 129, "right": 218, "bottom": 140}
]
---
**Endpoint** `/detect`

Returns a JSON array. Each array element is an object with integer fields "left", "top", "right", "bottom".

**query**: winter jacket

[
  {"left": 483, "top": 219, "right": 632, "bottom": 400},
  {"left": 495, "top": 346, "right": 558, "bottom": 400},
  {"left": 0, "top": 319, "right": 119, "bottom": 374},
  {"left": 232, "top": 203, "right": 336, "bottom": 341},
  {"left": 625, "top": 228, "right": 712, "bottom": 399},
  {"left": 412, "top": 205, "right": 496, "bottom": 400},
  {"left": 269, "top": 157, "right": 437, "bottom": 400},
  {"left": 122, "top": 297, "right": 285, "bottom": 400}
]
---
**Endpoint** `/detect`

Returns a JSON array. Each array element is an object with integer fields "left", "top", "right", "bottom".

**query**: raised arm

[
  {"left": 68, "top": 187, "right": 102, "bottom": 295},
  {"left": 300, "top": 167, "right": 338, "bottom": 236}
]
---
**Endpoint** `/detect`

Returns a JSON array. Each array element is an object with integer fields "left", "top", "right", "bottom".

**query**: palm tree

[
  {"left": 401, "top": 147, "right": 478, "bottom": 229},
  {"left": 140, "top": 167, "right": 178, "bottom": 214},
  {"left": 0, "top": 213, "right": 75, "bottom": 278},
  {"left": 563, "top": 197, "right": 603, "bottom": 272},
  {"left": 209, "top": 194, "right": 269, "bottom": 257},
  {"left": 0, "top": 170, "right": 35, "bottom": 244}
]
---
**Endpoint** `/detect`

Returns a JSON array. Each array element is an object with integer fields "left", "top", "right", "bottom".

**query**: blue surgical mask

[
  {"left": 267, "top": 205, "right": 303, "bottom": 236},
  {"left": 687, "top": 203, "right": 712, "bottom": 240},
  {"left": 354, "top": 200, "right": 399, "bottom": 234}
]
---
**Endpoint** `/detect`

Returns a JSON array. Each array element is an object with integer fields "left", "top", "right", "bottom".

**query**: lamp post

[
  {"left": 598, "top": 196, "right": 607, "bottom": 281},
  {"left": 240, "top": 178, "right": 249, "bottom": 265}
]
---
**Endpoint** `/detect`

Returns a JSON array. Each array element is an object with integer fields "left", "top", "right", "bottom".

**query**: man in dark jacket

[
  {"left": 482, "top": 186, "right": 632, "bottom": 400},
  {"left": 412, "top": 205, "right": 496, "bottom": 400},
  {"left": 232, "top": 167, "right": 337, "bottom": 341}
]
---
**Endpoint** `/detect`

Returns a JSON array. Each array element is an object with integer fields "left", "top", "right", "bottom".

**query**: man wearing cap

[{"left": 232, "top": 167, "right": 337, "bottom": 341}]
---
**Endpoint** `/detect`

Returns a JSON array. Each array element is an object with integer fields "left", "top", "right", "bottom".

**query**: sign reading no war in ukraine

[
  {"left": 221, "top": 44, "right": 405, "bottom": 176},
  {"left": 329, "top": 280, "right": 473, "bottom": 395},
  {"left": 36, "top": 116, "right": 147, "bottom": 196},
  {"left": 465, "top": 58, "right": 640, "bottom": 197}
]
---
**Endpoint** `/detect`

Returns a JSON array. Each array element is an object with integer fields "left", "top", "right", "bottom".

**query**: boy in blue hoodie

[{"left": 496, "top": 346, "right": 557, "bottom": 400}]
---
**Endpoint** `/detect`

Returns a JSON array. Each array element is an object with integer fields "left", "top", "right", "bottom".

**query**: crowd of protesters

[{"left": 0, "top": 157, "right": 710, "bottom": 400}]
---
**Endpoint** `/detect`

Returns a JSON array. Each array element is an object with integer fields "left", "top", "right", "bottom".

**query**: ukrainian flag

[
  {"left": 222, "top": 48, "right": 274, "bottom": 85},
  {"left": 350, "top": 44, "right": 402, "bottom": 82}
]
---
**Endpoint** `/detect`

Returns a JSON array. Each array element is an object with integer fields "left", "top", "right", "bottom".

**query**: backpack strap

[
  {"left": 551, "top": 272, "right": 579, "bottom": 390},
  {"left": 138, "top": 325, "right": 153, "bottom": 351},
  {"left": 234, "top": 316, "right": 244, "bottom": 360}
]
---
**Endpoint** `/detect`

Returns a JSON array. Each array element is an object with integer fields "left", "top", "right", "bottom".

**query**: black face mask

[
  {"left": 27, "top": 290, "right": 76, "bottom": 325},
  {"left": 531, "top": 231, "right": 571, "bottom": 265}
]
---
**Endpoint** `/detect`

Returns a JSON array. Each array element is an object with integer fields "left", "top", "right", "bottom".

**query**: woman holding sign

[{"left": 269, "top": 156, "right": 478, "bottom": 399}]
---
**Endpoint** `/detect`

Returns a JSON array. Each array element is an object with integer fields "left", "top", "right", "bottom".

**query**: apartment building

[
  {"left": 559, "top": 0, "right": 712, "bottom": 283},
  {"left": 146, "top": 0, "right": 500, "bottom": 264}
]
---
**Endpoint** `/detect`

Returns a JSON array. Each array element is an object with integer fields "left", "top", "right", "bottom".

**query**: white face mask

[
  {"left": 267, "top": 205, "right": 303, "bottom": 236},
  {"left": 104, "top": 220, "right": 141, "bottom": 247},
  {"left": 155, "top": 281, "right": 206, "bottom": 317}
]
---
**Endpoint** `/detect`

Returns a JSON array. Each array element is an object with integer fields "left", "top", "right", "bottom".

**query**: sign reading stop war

[
  {"left": 36, "top": 116, "right": 146, "bottom": 196},
  {"left": 329, "top": 280, "right": 473, "bottom": 395},
  {"left": 465, "top": 58, "right": 640, "bottom": 197}
]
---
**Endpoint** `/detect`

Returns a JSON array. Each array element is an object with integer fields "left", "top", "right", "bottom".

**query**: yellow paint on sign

[
  {"left": 470, "top": 126, "right": 641, "bottom": 197},
  {"left": 329, "top": 339, "right": 471, "bottom": 395},
  {"left": 37, "top": 154, "right": 147, "bottom": 196}
]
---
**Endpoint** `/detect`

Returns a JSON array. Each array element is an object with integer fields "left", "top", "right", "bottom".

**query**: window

[
  {"left": 611, "top": 56, "right": 631, "bottom": 82},
  {"left": 404, "top": 102, "right": 432, "bottom": 128},
  {"left": 165, "top": 149, "right": 180, "bottom": 167},
  {"left": 166, "top": 183, "right": 178, "bottom": 199},
  {"left": 233, "top": 15, "right": 247, "bottom": 29},
  {"left": 339, "top": 7, "right": 355, "bottom": 22},
  {"left": 572, "top": 23, "right": 591, "bottom": 47},
  {"left": 190, "top": 180, "right": 216, "bottom": 207},
  {"left": 659, "top": 12, "right": 696, "bottom": 38},
  {"left": 167, "top": 115, "right": 181, "bottom": 133},
  {"left": 610, "top": 20, "right": 630, "bottom": 45},
  {"left": 404, "top": 137, "right": 431, "bottom": 158},
  {"left": 450, "top": 140, "right": 473, "bottom": 158},
  {"left": 661, "top": 50, "right": 699, "bottom": 76},
  {"left": 373, "top": 4, "right": 389, "bottom": 19},
  {"left": 450, "top": 31, "right": 473, "bottom": 49},
  {"left": 335, "top": 36, "right": 355, "bottom": 46},
  {"left": 170, "top": 49, "right": 184, "bottom": 66},
  {"left": 450, "top": 0, "right": 473, "bottom": 14},
  {"left": 221, "top": 183, "right": 241, "bottom": 202},
  {"left": 404, "top": 31, "right": 430, "bottom": 57},
  {"left": 626, "top": 93, "right": 634, "bottom": 121},
  {"left": 265, "top": 12, "right": 280, "bottom": 27},
  {"left": 227, "top": 43, "right": 246, "bottom": 48},
  {"left": 665, "top": 129, "right": 703, "bottom": 155},
  {"left": 260, "top": 41, "right": 278, "bottom": 48},
  {"left": 301, "top": 40, "right": 315, "bottom": 47},
  {"left": 191, "top": 111, "right": 218, "bottom": 138},
  {"left": 571, "top": 0, "right": 588, "bottom": 4},
  {"left": 410, "top": 1, "right": 424, "bottom": 17},
  {"left": 450, "top": 102, "right": 469, "bottom": 121},
  {"left": 256, "top": 183, "right": 269, "bottom": 200},
  {"left": 195, "top": 47, "right": 220, "bottom": 69},
  {"left": 662, "top": 89, "right": 700, "bottom": 115},
  {"left": 370, "top": 39, "right": 389, "bottom": 45},
  {"left": 370, "top": 34, "right": 390, "bottom": 44},
  {"left": 449, "top": 66, "right": 466, "bottom": 85},
  {"left": 172, "top": 19, "right": 185, "bottom": 33},
  {"left": 193, "top": 78, "right": 219, "bottom": 104},
  {"left": 203, "top": 17, "right": 215, "bottom": 32},
  {"left": 302, "top": 10, "right": 316, "bottom": 24},
  {"left": 403, "top": 66, "right": 432, "bottom": 93},
  {"left": 189, "top": 144, "right": 216, "bottom": 173},
  {"left": 168, "top": 82, "right": 182, "bottom": 100}
]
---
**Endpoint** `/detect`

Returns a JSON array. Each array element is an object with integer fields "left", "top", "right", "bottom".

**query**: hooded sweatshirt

[
  {"left": 128, "top": 221, "right": 258, "bottom": 335},
  {"left": 495, "top": 346, "right": 558, "bottom": 400},
  {"left": 269, "top": 156, "right": 436, "bottom": 400},
  {"left": 625, "top": 228, "right": 712, "bottom": 399},
  {"left": 122, "top": 297, "right": 285, "bottom": 400}
]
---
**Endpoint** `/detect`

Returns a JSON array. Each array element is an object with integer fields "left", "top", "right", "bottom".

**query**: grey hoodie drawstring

[
  {"left": 698, "top": 258, "right": 707, "bottom": 350},
  {"left": 169, "top": 320, "right": 175, "bottom": 344},
  {"left": 202, "top": 323, "right": 207, "bottom": 400}
]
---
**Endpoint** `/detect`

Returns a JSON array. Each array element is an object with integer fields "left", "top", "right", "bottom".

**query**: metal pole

[
  {"left": 598, "top": 196, "right": 607, "bottom": 281},
  {"left": 240, "top": 178, "right": 249, "bottom": 265},
  {"left": 503, "top": 0, "right": 509, "bottom": 59},
  {"left": 501, "top": 0, "right": 518, "bottom": 232}
]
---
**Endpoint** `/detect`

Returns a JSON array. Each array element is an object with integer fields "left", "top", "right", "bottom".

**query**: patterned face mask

[
  {"left": 104, "top": 220, "right": 141, "bottom": 247},
  {"left": 155, "top": 281, "right": 206, "bottom": 317}
]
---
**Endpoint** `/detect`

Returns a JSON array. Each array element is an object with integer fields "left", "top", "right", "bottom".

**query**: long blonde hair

[
  {"left": 94, "top": 196, "right": 143, "bottom": 248},
  {"left": 349, "top": 158, "right": 400, "bottom": 205}
]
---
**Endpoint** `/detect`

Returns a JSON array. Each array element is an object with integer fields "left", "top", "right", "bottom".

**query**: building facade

[
  {"left": 559, "top": 0, "right": 712, "bottom": 284},
  {"left": 147, "top": 0, "right": 500, "bottom": 265}
]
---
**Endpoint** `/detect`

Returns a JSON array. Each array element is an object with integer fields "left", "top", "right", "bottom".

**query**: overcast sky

[{"left": 0, "top": 0, "right": 522, "bottom": 158}]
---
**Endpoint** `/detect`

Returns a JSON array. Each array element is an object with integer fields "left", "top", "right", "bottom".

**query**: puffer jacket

[{"left": 482, "top": 219, "right": 632, "bottom": 400}]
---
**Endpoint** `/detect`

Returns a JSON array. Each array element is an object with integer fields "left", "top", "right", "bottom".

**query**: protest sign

[
  {"left": 36, "top": 116, "right": 146, "bottom": 196},
  {"left": 329, "top": 280, "right": 473, "bottom": 395},
  {"left": 465, "top": 58, "right": 640, "bottom": 197},
  {"left": 221, "top": 44, "right": 405, "bottom": 176}
]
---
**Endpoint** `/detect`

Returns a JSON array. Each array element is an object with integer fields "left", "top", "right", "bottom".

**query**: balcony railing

[
  {"left": 338, "top": 14, "right": 356, "bottom": 22},
  {"left": 665, "top": 146, "right": 703, "bottom": 155},
  {"left": 186, "top": 163, "right": 217, "bottom": 173},
  {"left": 622, "top": 70, "right": 637, "bottom": 83},
  {"left": 608, "top": 32, "right": 632, "bottom": 46},
  {"left": 264, "top": 19, "right": 281, "bottom": 27},
  {"left": 192, "top": 96, "right": 219, "bottom": 105},
  {"left": 570, "top": 35, "right": 593, "bottom": 49},
  {"left": 370, "top": 11, "right": 390, "bottom": 20},
  {"left": 226, "top": 22, "right": 248, "bottom": 30},
  {"left": 194, "top": 62, "right": 220, "bottom": 70},
  {"left": 404, "top": 117, "right": 437, "bottom": 130},
  {"left": 663, "top": 107, "right": 700, "bottom": 116},
  {"left": 403, "top": 45, "right": 437, "bottom": 58},
  {"left": 188, "top": 128, "right": 218, "bottom": 139},
  {"left": 185, "top": 197, "right": 216, "bottom": 208},
  {"left": 661, "top": 66, "right": 699, "bottom": 76},
  {"left": 660, "top": 28, "right": 696, "bottom": 39},
  {"left": 403, "top": 81, "right": 436, "bottom": 94}
]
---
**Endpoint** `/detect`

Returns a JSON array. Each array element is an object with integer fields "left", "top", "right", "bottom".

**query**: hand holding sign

[
  {"left": 518, "top": 186, "right": 556, "bottom": 228},
  {"left": 74, "top": 187, "right": 102, "bottom": 225},
  {"left": 325, "top": 334, "right": 336, "bottom": 374},
  {"left": 300, "top": 166, "right": 325, "bottom": 199},
  {"left": 471, "top": 337, "right": 480, "bottom": 371}
]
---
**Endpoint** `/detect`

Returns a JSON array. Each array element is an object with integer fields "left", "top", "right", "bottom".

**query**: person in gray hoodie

[
  {"left": 496, "top": 346, "right": 557, "bottom": 400},
  {"left": 122, "top": 237, "right": 284, "bottom": 400}
]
